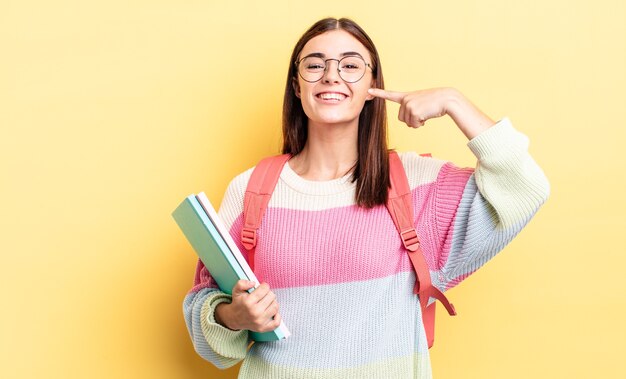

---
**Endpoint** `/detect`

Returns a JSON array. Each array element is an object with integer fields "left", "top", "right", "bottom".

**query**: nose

[{"left": 322, "top": 59, "right": 341, "bottom": 84}]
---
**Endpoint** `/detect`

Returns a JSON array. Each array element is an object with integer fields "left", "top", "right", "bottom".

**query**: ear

[
  {"left": 365, "top": 78, "right": 375, "bottom": 101},
  {"left": 292, "top": 78, "right": 301, "bottom": 98}
]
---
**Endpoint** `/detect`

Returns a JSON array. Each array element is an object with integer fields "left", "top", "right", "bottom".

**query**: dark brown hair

[{"left": 282, "top": 17, "right": 389, "bottom": 208}]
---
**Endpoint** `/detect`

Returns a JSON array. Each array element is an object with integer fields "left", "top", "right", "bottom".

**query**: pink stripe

[
  {"left": 188, "top": 259, "right": 219, "bottom": 294},
  {"left": 253, "top": 205, "right": 412, "bottom": 288},
  {"left": 431, "top": 163, "right": 474, "bottom": 270},
  {"left": 226, "top": 185, "right": 434, "bottom": 289},
  {"left": 222, "top": 165, "right": 472, "bottom": 290}
]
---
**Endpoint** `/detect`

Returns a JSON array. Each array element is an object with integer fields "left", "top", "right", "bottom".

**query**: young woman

[{"left": 183, "top": 17, "right": 549, "bottom": 378}]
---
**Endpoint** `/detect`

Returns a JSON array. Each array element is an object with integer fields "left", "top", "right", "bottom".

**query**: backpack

[{"left": 239, "top": 151, "right": 456, "bottom": 348}]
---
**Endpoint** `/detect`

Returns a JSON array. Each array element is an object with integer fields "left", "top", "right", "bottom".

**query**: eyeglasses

[{"left": 295, "top": 55, "right": 372, "bottom": 83}]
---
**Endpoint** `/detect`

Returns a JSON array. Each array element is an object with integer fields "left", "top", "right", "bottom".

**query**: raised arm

[
  {"left": 368, "top": 87, "right": 494, "bottom": 139},
  {"left": 371, "top": 86, "right": 549, "bottom": 289}
]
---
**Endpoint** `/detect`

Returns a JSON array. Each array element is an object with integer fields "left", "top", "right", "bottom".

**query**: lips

[{"left": 316, "top": 92, "right": 348, "bottom": 101}]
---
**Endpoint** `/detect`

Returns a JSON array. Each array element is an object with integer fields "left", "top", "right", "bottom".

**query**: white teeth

[{"left": 318, "top": 93, "right": 346, "bottom": 101}]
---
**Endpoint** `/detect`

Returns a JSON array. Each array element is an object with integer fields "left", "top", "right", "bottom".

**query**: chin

[
  {"left": 313, "top": 115, "right": 357, "bottom": 125},
  {"left": 306, "top": 108, "right": 361, "bottom": 126}
]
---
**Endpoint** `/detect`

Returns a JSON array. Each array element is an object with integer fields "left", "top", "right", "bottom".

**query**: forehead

[{"left": 300, "top": 30, "right": 371, "bottom": 61}]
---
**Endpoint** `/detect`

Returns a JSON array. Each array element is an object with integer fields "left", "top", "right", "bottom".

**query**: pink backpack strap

[
  {"left": 241, "top": 154, "right": 291, "bottom": 271},
  {"left": 386, "top": 151, "right": 457, "bottom": 348}
]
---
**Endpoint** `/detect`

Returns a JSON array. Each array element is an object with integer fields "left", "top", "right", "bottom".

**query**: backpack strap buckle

[
  {"left": 241, "top": 227, "right": 257, "bottom": 250},
  {"left": 400, "top": 228, "right": 420, "bottom": 251}
]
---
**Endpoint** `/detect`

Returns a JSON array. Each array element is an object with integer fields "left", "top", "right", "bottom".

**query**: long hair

[{"left": 281, "top": 17, "right": 389, "bottom": 208}]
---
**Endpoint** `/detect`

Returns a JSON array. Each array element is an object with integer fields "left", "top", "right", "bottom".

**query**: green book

[{"left": 172, "top": 192, "right": 290, "bottom": 341}]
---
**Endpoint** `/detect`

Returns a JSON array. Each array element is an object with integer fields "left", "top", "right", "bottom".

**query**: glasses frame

[{"left": 295, "top": 55, "right": 373, "bottom": 83}]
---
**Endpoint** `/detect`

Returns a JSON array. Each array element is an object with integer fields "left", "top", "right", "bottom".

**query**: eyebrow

[{"left": 302, "top": 51, "right": 365, "bottom": 59}]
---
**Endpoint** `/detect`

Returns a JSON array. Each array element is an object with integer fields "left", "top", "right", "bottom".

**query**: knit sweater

[{"left": 182, "top": 118, "right": 550, "bottom": 378}]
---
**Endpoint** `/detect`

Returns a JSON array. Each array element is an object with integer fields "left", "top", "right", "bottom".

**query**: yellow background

[{"left": 1, "top": 0, "right": 624, "bottom": 378}]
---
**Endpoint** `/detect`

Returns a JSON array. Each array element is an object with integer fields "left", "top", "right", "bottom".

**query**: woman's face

[{"left": 295, "top": 29, "right": 375, "bottom": 127}]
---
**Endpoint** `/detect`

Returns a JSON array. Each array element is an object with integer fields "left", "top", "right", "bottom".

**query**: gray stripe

[
  {"left": 249, "top": 271, "right": 429, "bottom": 369},
  {"left": 436, "top": 176, "right": 534, "bottom": 287}
]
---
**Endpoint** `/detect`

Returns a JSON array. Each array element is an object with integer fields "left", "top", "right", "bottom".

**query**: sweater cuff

[
  {"left": 466, "top": 117, "right": 529, "bottom": 161},
  {"left": 200, "top": 292, "right": 249, "bottom": 359}
]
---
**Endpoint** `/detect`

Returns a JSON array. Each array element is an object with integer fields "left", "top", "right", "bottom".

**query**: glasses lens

[
  {"left": 338, "top": 56, "right": 366, "bottom": 83},
  {"left": 298, "top": 57, "right": 325, "bottom": 82}
]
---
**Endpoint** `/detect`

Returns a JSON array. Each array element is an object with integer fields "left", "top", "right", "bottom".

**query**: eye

[
  {"left": 340, "top": 57, "right": 363, "bottom": 71},
  {"left": 301, "top": 57, "right": 325, "bottom": 72}
]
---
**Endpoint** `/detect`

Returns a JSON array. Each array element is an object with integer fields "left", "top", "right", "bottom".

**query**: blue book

[{"left": 172, "top": 192, "right": 290, "bottom": 342}]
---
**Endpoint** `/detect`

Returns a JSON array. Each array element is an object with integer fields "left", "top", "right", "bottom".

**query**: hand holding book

[{"left": 215, "top": 280, "right": 283, "bottom": 333}]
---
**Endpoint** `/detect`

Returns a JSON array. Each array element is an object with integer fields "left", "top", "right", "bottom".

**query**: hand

[
  {"left": 368, "top": 87, "right": 455, "bottom": 128},
  {"left": 215, "top": 280, "right": 282, "bottom": 333},
  {"left": 368, "top": 87, "right": 495, "bottom": 139}
]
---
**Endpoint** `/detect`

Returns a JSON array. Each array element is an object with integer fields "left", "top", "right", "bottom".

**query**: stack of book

[{"left": 172, "top": 192, "right": 290, "bottom": 342}]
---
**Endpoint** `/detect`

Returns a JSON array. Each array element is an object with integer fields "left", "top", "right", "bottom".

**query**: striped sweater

[{"left": 183, "top": 118, "right": 550, "bottom": 378}]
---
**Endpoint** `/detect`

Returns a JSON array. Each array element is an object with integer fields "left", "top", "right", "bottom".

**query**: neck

[{"left": 289, "top": 119, "right": 359, "bottom": 181}]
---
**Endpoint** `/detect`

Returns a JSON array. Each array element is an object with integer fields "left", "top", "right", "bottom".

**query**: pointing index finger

[{"left": 368, "top": 88, "right": 405, "bottom": 103}]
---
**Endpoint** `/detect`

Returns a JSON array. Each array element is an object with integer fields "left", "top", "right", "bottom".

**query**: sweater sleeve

[
  {"left": 420, "top": 118, "right": 550, "bottom": 291},
  {"left": 181, "top": 173, "right": 252, "bottom": 369}
]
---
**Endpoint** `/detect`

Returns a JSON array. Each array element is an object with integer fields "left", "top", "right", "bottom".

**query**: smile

[{"left": 316, "top": 92, "right": 347, "bottom": 101}]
